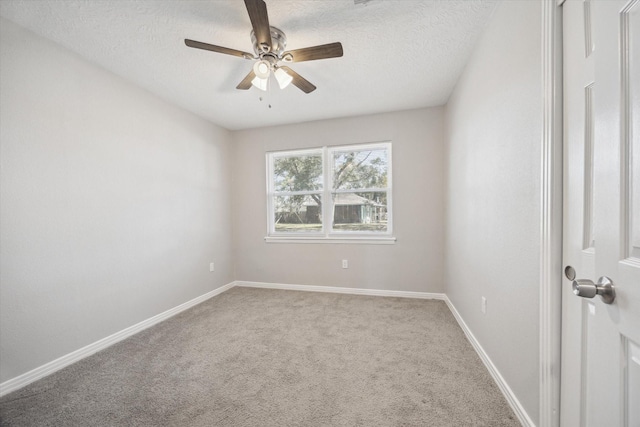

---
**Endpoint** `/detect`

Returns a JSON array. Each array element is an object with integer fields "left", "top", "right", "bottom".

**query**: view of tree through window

[
  {"left": 267, "top": 143, "right": 391, "bottom": 236},
  {"left": 331, "top": 148, "right": 388, "bottom": 232},
  {"left": 273, "top": 152, "right": 323, "bottom": 232}
]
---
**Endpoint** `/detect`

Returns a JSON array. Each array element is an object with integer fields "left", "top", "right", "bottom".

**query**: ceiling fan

[{"left": 185, "top": 0, "right": 343, "bottom": 94}]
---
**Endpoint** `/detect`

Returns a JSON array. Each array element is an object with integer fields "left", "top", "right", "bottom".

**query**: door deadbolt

[{"left": 564, "top": 266, "right": 616, "bottom": 304}]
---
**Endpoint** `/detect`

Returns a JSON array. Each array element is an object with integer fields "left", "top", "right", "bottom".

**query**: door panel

[{"left": 562, "top": 1, "right": 640, "bottom": 426}]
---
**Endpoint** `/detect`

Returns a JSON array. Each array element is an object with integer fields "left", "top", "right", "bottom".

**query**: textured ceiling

[{"left": 0, "top": 0, "right": 497, "bottom": 130}]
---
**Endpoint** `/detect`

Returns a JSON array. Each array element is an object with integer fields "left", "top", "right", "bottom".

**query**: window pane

[
  {"left": 332, "top": 192, "right": 387, "bottom": 232},
  {"left": 274, "top": 195, "right": 322, "bottom": 233},
  {"left": 273, "top": 154, "right": 323, "bottom": 192},
  {"left": 332, "top": 148, "right": 388, "bottom": 190}
]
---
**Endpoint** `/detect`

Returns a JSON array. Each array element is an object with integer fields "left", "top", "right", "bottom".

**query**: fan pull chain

[
  {"left": 267, "top": 74, "right": 272, "bottom": 108},
  {"left": 258, "top": 75, "right": 273, "bottom": 109}
]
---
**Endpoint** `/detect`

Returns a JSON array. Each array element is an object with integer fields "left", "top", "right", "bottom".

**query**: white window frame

[{"left": 265, "top": 142, "right": 395, "bottom": 244}]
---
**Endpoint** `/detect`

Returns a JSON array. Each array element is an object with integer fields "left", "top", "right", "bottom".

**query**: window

[{"left": 266, "top": 142, "right": 392, "bottom": 242}]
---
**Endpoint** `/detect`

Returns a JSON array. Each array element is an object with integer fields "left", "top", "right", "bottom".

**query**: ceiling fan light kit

[{"left": 185, "top": 0, "right": 343, "bottom": 94}]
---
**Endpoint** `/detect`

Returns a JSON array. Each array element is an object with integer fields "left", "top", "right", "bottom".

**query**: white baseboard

[
  {"left": 444, "top": 296, "right": 535, "bottom": 427},
  {"left": 235, "top": 280, "right": 446, "bottom": 300},
  {"left": 0, "top": 282, "right": 235, "bottom": 398}
]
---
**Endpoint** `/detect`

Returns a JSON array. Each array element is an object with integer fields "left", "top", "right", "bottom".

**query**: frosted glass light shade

[
  {"left": 251, "top": 76, "right": 268, "bottom": 91},
  {"left": 253, "top": 60, "right": 271, "bottom": 79},
  {"left": 274, "top": 68, "right": 293, "bottom": 89}
]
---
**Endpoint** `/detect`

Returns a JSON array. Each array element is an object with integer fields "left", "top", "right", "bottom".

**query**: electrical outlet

[
  {"left": 481, "top": 296, "right": 487, "bottom": 314},
  {"left": 342, "top": 259, "right": 348, "bottom": 269},
  {"left": 210, "top": 262, "right": 215, "bottom": 272}
]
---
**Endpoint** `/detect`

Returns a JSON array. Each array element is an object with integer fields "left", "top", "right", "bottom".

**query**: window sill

[{"left": 264, "top": 236, "right": 397, "bottom": 245}]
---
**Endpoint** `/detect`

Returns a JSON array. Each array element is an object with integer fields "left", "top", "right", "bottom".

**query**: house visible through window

[{"left": 267, "top": 142, "right": 392, "bottom": 239}]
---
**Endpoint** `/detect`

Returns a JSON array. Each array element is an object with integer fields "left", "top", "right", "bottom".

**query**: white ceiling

[{"left": 0, "top": 0, "right": 497, "bottom": 130}]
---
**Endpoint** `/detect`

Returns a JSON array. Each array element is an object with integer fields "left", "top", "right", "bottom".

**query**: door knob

[{"left": 564, "top": 266, "right": 616, "bottom": 304}]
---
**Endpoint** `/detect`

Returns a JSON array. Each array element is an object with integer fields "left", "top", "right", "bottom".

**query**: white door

[{"left": 561, "top": 0, "right": 640, "bottom": 426}]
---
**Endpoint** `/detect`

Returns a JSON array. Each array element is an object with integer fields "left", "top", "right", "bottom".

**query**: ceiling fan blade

[
  {"left": 185, "top": 39, "right": 254, "bottom": 59},
  {"left": 279, "top": 66, "right": 316, "bottom": 93},
  {"left": 282, "top": 42, "right": 343, "bottom": 62},
  {"left": 244, "top": 0, "right": 272, "bottom": 52},
  {"left": 236, "top": 70, "right": 256, "bottom": 90}
]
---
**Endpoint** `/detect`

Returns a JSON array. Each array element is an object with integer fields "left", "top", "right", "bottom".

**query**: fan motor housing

[{"left": 251, "top": 26, "right": 287, "bottom": 57}]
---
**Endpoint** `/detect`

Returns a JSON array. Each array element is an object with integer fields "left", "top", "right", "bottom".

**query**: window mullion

[{"left": 323, "top": 147, "right": 331, "bottom": 236}]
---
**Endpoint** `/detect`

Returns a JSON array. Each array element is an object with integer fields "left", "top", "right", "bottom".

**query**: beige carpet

[{"left": 0, "top": 287, "right": 519, "bottom": 426}]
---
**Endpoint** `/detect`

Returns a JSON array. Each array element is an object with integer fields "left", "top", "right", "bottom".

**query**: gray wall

[
  {"left": 444, "top": 2, "right": 542, "bottom": 424},
  {"left": 0, "top": 18, "right": 234, "bottom": 383},
  {"left": 232, "top": 108, "right": 445, "bottom": 293}
]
